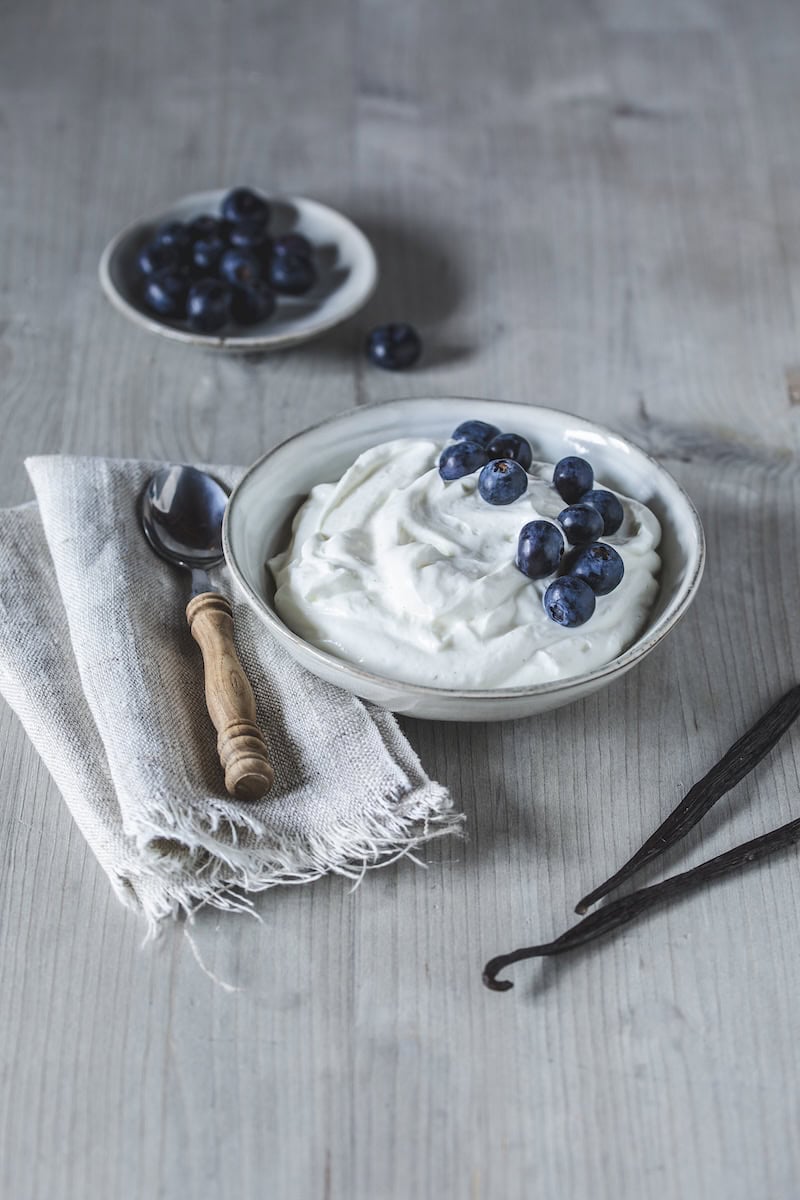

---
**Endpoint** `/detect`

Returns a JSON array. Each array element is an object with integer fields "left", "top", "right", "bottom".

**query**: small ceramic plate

[{"left": 98, "top": 189, "right": 378, "bottom": 351}]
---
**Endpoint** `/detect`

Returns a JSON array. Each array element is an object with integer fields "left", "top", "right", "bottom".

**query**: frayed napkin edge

[{"left": 125, "top": 779, "right": 464, "bottom": 939}]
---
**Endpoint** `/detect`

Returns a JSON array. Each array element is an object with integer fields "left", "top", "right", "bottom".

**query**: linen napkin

[{"left": 0, "top": 456, "right": 460, "bottom": 933}]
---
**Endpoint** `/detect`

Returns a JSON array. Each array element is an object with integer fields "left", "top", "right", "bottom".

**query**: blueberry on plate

[
  {"left": 230, "top": 281, "right": 276, "bottom": 326},
  {"left": 543, "top": 576, "right": 596, "bottom": 627},
  {"left": 152, "top": 220, "right": 192, "bottom": 255},
  {"left": 137, "top": 240, "right": 183, "bottom": 277},
  {"left": 438, "top": 440, "right": 488, "bottom": 481},
  {"left": 570, "top": 542, "right": 624, "bottom": 595},
  {"left": 221, "top": 187, "right": 270, "bottom": 227},
  {"left": 558, "top": 503, "right": 605, "bottom": 546},
  {"left": 553, "top": 456, "right": 594, "bottom": 505},
  {"left": 187, "top": 214, "right": 224, "bottom": 241},
  {"left": 191, "top": 234, "right": 227, "bottom": 274},
  {"left": 582, "top": 489, "right": 624, "bottom": 536},
  {"left": 515, "top": 521, "right": 564, "bottom": 579},
  {"left": 219, "top": 248, "right": 264, "bottom": 288},
  {"left": 228, "top": 218, "right": 272, "bottom": 254},
  {"left": 478, "top": 459, "right": 528, "bottom": 505},
  {"left": 451, "top": 420, "right": 500, "bottom": 446},
  {"left": 273, "top": 232, "right": 313, "bottom": 258},
  {"left": 486, "top": 432, "right": 533, "bottom": 471},
  {"left": 186, "top": 279, "right": 233, "bottom": 333},
  {"left": 270, "top": 253, "right": 317, "bottom": 296},
  {"left": 143, "top": 269, "right": 189, "bottom": 318}
]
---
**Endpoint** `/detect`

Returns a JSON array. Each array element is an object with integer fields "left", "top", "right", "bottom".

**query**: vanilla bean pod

[
  {"left": 575, "top": 683, "right": 800, "bottom": 915},
  {"left": 483, "top": 815, "right": 800, "bottom": 992}
]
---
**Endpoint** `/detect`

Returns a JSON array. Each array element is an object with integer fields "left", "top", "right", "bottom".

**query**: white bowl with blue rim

[
  {"left": 223, "top": 397, "right": 705, "bottom": 721},
  {"left": 98, "top": 189, "right": 377, "bottom": 351}
]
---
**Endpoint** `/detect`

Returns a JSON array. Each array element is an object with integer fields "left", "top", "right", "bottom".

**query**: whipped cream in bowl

[
  {"left": 269, "top": 438, "right": 662, "bottom": 691},
  {"left": 224, "top": 398, "right": 705, "bottom": 721}
]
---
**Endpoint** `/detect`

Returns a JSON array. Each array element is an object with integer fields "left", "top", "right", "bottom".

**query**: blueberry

[
  {"left": 582, "top": 489, "right": 624, "bottom": 536},
  {"left": 451, "top": 420, "right": 500, "bottom": 446},
  {"left": 438, "top": 440, "right": 488, "bottom": 481},
  {"left": 478, "top": 459, "right": 528, "bottom": 505},
  {"left": 570, "top": 542, "right": 625, "bottom": 595},
  {"left": 486, "top": 432, "right": 533, "bottom": 471},
  {"left": 553, "top": 456, "right": 594, "bottom": 505},
  {"left": 558, "top": 503, "right": 605, "bottom": 546},
  {"left": 543, "top": 576, "right": 596, "bottom": 627},
  {"left": 231, "top": 281, "right": 276, "bottom": 325},
  {"left": 228, "top": 218, "right": 272, "bottom": 254},
  {"left": 273, "top": 232, "right": 313, "bottom": 258},
  {"left": 191, "top": 235, "right": 227, "bottom": 274},
  {"left": 270, "top": 253, "right": 317, "bottom": 296},
  {"left": 187, "top": 214, "right": 224, "bottom": 241},
  {"left": 515, "top": 521, "right": 565, "bottom": 579},
  {"left": 153, "top": 220, "right": 192, "bottom": 255},
  {"left": 186, "top": 279, "right": 232, "bottom": 333},
  {"left": 219, "top": 248, "right": 264, "bottom": 288},
  {"left": 143, "top": 269, "right": 188, "bottom": 318},
  {"left": 137, "top": 240, "right": 182, "bottom": 276},
  {"left": 366, "top": 323, "right": 422, "bottom": 370},
  {"left": 221, "top": 187, "right": 270, "bottom": 227}
]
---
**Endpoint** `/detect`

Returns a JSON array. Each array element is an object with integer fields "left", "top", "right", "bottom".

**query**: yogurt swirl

[{"left": 269, "top": 438, "right": 662, "bottom": 690}]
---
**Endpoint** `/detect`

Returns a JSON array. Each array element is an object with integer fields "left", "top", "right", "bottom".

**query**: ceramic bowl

[
  {"left": 98, "top": 189, "right": 377, "bottom": 351},
  {"left": 223, "top": 398, "right": 705, "bottom": 721}
]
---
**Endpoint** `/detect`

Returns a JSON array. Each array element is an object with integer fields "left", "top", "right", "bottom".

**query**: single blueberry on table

[
  {"left": 582, "top": 489, "right": 624, "bottom": 536},
  {"left": 152, "top": 220, "right": 192, "bottom": 255},
  {"left": 365, "top": 323, "right": 422, "bottom": 370},
  {"left": 221, "top": 187, "right": 271, "bottom": 227},
  {"left": 137, "top": 240, "right": 182, "bottom": 277},
  {"left": 553, "top": 456, "right": 594, "bottom": 505},
  {"left": 438, "top": 440, "right": 488, "bottom": 481},
  {"left": 143, "top": 269, "right": 188, "bottom": 318},
  {"left": 558, "top": 503, "right": 605, "bottom": 546},
  {"left": 273, "top": 232, "right": 313, "bottom": 259},
  {"left": 478, "top": 459, "right": 528, "bottom": 505},
  {"left": 451, "top": 420, "right": 500, "bottom": 447},
  {"left": 219, "top": 248, "right": 264, "bottom": 288},
  {"left": 191, "top": 235, "right": 227, "bottom": 274},
  {"left": 228, "top": 218, "right": 272, "bottom": 254},
  {"left": 270, "top": 253, "right": 317, "bottom": 296},
  {"left": 231, "top": 281, "right": 276, "bottom": 326},
  {"left": 570, "top": 542, "right": 624, "bottom": 595},
  {"left": 543, "top": 576, "right": 596, "bottom": 627},
  {"left": 515, "top": 521, "right": 565, "bottom": 580},
  {"left": 486, "top": 432, "right": 533, "bottom": 471},
  {"left": 186, "top": 279, "right": 233, "bottom": 333}
]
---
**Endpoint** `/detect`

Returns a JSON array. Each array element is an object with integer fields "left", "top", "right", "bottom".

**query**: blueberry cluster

[
  {"left": 438, "top": 421, "right": 533, "bottom": 505},
  {"left": 438, "top": 423, "right": 626, "bottom": 629},
  {"left": 137, "top": 187, "right": 318, "bottom": 334},
  {"left": 517, "top": 455, "right": 625, "bottom": 627}
]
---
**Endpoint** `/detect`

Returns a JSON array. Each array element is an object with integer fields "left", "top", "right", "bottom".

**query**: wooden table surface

[{"left": 2, "top": 1, "right": 800, "bottom": 1197}]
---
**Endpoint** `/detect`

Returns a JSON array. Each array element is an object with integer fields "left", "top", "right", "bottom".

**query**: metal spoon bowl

[
  {"left": 141, "top": 465, "right": 229, "bottom": 595},
  {"left": 139, "top": 464, "right": 274, "bottom": 801}
]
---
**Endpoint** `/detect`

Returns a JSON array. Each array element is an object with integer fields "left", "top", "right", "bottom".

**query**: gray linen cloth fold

[{"left": 0, "top": 456, "right": 460, "bottom": 932}]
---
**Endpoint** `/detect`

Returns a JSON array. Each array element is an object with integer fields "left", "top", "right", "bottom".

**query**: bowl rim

[
  {"left": 223, "top": 396, "right": 706, "bottom": 700},
  {"left": 98, "top": 189, "right": 378, "bottom": 350}
]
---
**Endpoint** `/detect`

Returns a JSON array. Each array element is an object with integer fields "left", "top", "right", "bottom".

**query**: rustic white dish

[
  {"left": 223, "top": 398, "right": 705, "bottom": 721},
  {"left": 98, "top": 189, "right": 377, "bottom": 351}
]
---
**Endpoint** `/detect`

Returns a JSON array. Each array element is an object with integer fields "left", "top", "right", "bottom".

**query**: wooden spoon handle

[{"left": 186, "top": 592, "right": 274, "bottom": 801}]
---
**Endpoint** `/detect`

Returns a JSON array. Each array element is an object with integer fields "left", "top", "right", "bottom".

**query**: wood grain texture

[
  {"left": 1, "top": 0, "right": 800, "bottom": 1198},
  {"left": 186, "top": 592, "right": 274, "bottom": 800}
]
